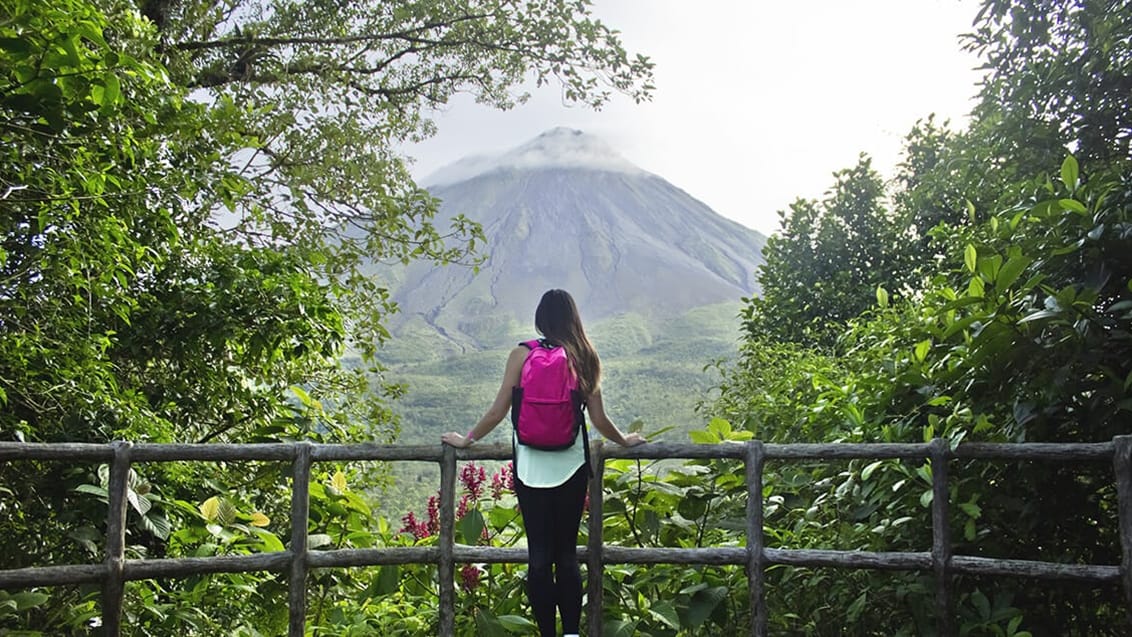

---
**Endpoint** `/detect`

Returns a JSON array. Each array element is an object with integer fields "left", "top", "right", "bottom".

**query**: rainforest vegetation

[{"left": 1, "top": 0, "right": 1130, "bottom": 635}]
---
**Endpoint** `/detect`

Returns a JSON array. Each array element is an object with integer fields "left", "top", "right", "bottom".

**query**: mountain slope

[{"left": 389, "top": 128, "right": 766, "bottom": 348}]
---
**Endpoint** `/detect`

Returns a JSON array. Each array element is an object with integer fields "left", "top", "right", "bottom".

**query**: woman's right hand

[{"left": 440, "top": 432, "right": 472, "bottom": 448}]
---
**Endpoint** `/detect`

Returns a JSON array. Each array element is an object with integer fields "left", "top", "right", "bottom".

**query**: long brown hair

[{"left": 534, "top": 289, "right": 600, "bottom": 397}]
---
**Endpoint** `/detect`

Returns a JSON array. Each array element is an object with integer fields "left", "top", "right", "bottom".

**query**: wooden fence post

[
  {"left": 288, "top": 442, "right": 312, "bottom": 637},
  {"left": 747, "top": 440, "right": 767, "bottom": 637},
  {"left": 439, "top": 444, "right": 457, "bottom": 636},
  {"left": 930, "top": 438, "right": 954, "bottom": 636},
  {"left": 1113, "top": 435, "right": 1132, "bottom": 629},
  {"left": 587, "top": 441, "right": 606, "bottom": 637},
  {"left": 102, "top": 441, "right": 132, "bottom": 637}
]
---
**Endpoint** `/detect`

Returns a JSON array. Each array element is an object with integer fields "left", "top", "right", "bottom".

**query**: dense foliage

[
  {"left": 0, "top": 0, "right": 652, "bottom": 632},
  {"left": 710, "top": 0, "right": 1132, "bottom": 634}
]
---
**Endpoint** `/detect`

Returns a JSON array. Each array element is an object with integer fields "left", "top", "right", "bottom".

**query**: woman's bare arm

[
  {"left": 587, "top": 387, "right": 646, "bottom": 447},
  {"left": 440, "top": 346, "right": 528, "bottom": 448}
]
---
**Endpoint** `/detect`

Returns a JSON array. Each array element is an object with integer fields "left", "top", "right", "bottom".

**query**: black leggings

[{"left": 514, "top": 465, "right": 588, "bottom": 637}]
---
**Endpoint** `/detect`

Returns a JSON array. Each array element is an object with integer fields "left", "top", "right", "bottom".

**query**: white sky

[{"left": 404, "top": 0, "right": 986, "bottom": 236}]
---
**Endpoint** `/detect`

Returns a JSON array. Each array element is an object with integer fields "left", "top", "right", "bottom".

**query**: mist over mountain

[{"left": 389, "top": 128, "right": 766, "bottom": 349}]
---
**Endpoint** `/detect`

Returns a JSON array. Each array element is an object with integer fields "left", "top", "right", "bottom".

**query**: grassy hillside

[{"left": 373, "top": 301, "right": 744, "bottom": 518}]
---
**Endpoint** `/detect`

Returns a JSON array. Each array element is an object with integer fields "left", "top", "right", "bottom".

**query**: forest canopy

[{"left": 0, "top": 0, "right": 652, "bottom": 632}]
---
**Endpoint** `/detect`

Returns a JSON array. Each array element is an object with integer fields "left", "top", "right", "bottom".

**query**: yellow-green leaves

[
  {"left": 964, "top": 244, "right": 978, "bottom": 273},
  {"left": 199, "top": 496, "right": 237, "bottom": 526},
  {"left": 913, "top": 340, "right": 932, "bottom": 363},
  {"left": 331, "top": 470, "right": 348, "bottom": 492},
  {"left": 1060, "top": 155, "right": 1079, "bottom": 191},
  {"left": 689, "top": 418, "right": 753, "bottom": 444}
]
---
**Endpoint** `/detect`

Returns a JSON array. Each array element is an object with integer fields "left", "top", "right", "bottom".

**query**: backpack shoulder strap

[{"left": 519, "top": 339, "right": 541, "bottom": 350}]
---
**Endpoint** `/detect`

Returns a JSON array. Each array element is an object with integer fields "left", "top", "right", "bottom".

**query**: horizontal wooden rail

[
  {"left": 1, "top": 440, "right": 1117, "bottom": 463},
  {"left": 1, "top": 437, "right": 1130, "bottom": 636}
]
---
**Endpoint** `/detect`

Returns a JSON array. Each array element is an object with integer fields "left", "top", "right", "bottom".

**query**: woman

[{"left": 441, "top": 288, "right": 646, "bottom": 637}]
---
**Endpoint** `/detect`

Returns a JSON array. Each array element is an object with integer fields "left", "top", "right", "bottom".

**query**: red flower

[
  {"left": 456, "top": 493, "right": 472, "bottom": 520},
  {"left": 460, "top": 462, "right": 486, "bottom": 500},
  {"left": 459, "top": 563, "right": 481, "bottom": 592},
  {"left": 426, "top": 495, "right": 440, "bottom": 535},
  {"left": 491, "top": 462, "right": 515, "bottom": 500},
  {"left": 400, "top": 511, "right": 429, "bottom": 540}
]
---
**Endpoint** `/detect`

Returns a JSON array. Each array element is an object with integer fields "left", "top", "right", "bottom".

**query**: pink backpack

[{"left": 511, "top": 339, "right": 585, "bottom": 450}]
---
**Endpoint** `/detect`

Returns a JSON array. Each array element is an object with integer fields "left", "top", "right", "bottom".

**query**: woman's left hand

[
  {"left": 621, "top": 432, "right": 647, "bottom": 447},
  {"left": 440, "top": 432, "right": 472, "bottom": 448}
]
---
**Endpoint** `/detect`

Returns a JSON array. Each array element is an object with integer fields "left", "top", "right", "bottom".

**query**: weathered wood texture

[
  {"left": 103, "top": 442, "right": 131, "bottom": 637},
  {"left": 1113, "top": 436, "right": 1132, "bottom": 626},
  {"left": 1, "top": 438, "right": 1128, "bottom": 637},
  {"left": 931, "top": 438, "right": 955, "bottom": 635},
  {"left": 287, "top": 443, "right": 312, "bottom": 637},
  {"left": 747, "top": 441, "right": 768, "bottom": 636},
  {"left": 438, "top": 444, "right": 457, "bottom": 637},
  {"left": 587, "top": 444, "right": 607, "bottom": 637}
]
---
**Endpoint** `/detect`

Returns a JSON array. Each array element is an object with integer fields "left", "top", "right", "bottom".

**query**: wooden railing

[{"left": 2, "top": 437, "right": 1131, "bottom": 636}]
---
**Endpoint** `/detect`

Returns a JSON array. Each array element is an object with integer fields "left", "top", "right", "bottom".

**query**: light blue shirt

[{"left": 514, "top": 428, "right": 587, "bottom": 488}]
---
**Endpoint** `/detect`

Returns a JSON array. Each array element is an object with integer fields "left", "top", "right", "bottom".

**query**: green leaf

[
  {"left": 140, "top": 512, "right": 171, "bottom": 540},
  {"left": 253, "top": 528, "right": 285, "bottom": 553},
  {"left": 458, "top": 508, "right": 485, "bottom": 545},
  {"left": 689, "top": 430, "right": 717, "bottom": 444},
  {"left": 100, "top": 72, "right": 120, "bottom": 110},
  {"left": 685, "top": 585, "right": 728, "bottom": 628},
  {"left": 474, "top": 608, "right": 508, "bottom": 637},
  {"left": 307, "top": 533, "right": 333, "bottom": 549},
  {"left": 995, "top": 256, "right": 1032, "bottom": 290},
  {"left": 331, "top": 470, "right": 348, "bottom": 492},
  {"left": 967, "top": 275, "right": 985, "bottom": 298},
  {"left": 847, "top": 591, "right": 867, "bottom": 621},
  {"left": 1018, "top": 310, "right": 1060, "bottom": 324},
  {"left": 972, "top": 589, "right": 991, "bottom": 619},
  {"left": 11, "top": 591, "right": 49, "bottom": 611},
  {"left": 964, "top": 244, "right": 977, "bottom": 273},
  {"left": 942, "top": 314, "right": 982, "bottom": 339},
  {"left": 977, "top": 254, "right": 1002, "bottom": 283},
  {"left": 861, "top": 460, "right": 884, "bottom": 481},
  {"left": 0, "top": 37, "right": 31, "bottom": 55},
  {"left": 708, "top": 417, "right": 732, "bottom": 437},
  {"left": 1060, "top": 155, "right": 1079, "bottom": 190},
  {"left": 126, "top": 489, "right": 151, "bottom": 516},
  {"left": 913, "top": 340, "right": 931, "bottom": 363},
  {"left": 488, "top": 504, "right": 516, "bottom": 531},
  {"left": 497, "top": 615, "right": 538, "bottom": 633},
  {"left": 73, "top": 484, "right": 109, "bottom": 499},
  {"left": 199, "top": 496, "right": 220, "bottom": 521},
  {"left": 1058, "top": 198, "right": 1087, "bottom": 214},
  {"left": 217, "top": 498, "right": 238, "bottom": 526},
  {"left": 367, "top": 565, "right": 400, "bottom": 597},
  {"left": 648, "top": 600, "right": 681, "bottom": 629},
  {"left": 291, "top": 385, "right": 312, "bottom": 405},
  {"left": 876, "top": 286, "right": 889, "bottom": 308},
  {"left": 603, "top": 618, "right": 638, "bottom": 637}
]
